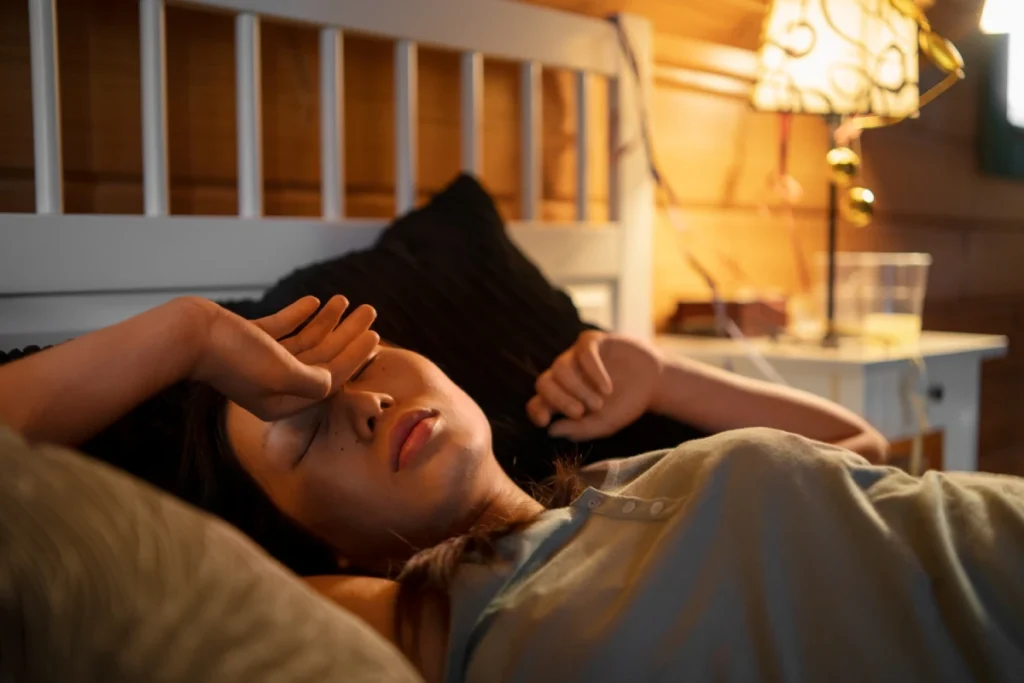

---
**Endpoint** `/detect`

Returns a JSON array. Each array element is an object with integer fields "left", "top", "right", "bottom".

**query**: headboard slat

[
  {"left": 319, "top": 27, "right": 345, "bottom": 220},
  {"left": 519, "top": 61, "right": 541, "bottom": 221},
  {"left": 141, "top": 0, "right": 170, "bottom": 217},
  {"left": 460, "top": 51, "right": 483, "bottom": 176},
  {"left": 394, "top": 40, "right": 418, "bottom": 215},
  {"left": 28, "top": 0, "right": 62, "bottom": 215},
  {"left": 576, "top": 70, "right": 590, "bottom": 222},
  {"left": 235, "top": 12, "right": 263, "bottom": 218}
]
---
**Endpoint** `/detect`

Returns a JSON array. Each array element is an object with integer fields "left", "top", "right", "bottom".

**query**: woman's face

[{"left": 225, "top": 345, "right": 498, "bottom": 568}]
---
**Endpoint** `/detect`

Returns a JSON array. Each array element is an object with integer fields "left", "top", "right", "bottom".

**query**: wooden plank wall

[{"left": 1, "top": 0, "right": 1021, "bottom": 473}]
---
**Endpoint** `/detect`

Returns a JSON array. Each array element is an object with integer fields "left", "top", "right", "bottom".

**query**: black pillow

[{"left": 222, "top": 174, "right": 705, "bottom": 484}]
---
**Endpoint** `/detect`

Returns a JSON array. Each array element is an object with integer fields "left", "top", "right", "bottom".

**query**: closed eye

[
  {"left": 296, "top": 410, "right": 326, "bottom": 468},
  {"left": 349, "top": 353, "right": 378, "bottom": 383}
]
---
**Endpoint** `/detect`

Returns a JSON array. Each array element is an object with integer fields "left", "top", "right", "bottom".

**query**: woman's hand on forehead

[{"left": 190, "top": 295, "right": 379, "bottom": 421}]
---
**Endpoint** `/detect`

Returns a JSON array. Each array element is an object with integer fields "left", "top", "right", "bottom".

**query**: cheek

[
  {"left": 292, "top": 456, "right": 379, "bottom": 524},
  {"left": 287, "top": 455, "right": 431, "bottom": 547}
]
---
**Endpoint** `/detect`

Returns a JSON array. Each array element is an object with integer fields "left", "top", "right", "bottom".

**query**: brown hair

[{"left": 393, "top": 458, "right": 585, "bottom": 657}]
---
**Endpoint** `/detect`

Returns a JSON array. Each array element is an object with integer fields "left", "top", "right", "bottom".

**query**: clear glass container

[{"left": 813, "top": 252, "right": 933, "bottom": 345}]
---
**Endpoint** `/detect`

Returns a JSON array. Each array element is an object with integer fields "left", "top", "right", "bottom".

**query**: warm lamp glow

[
  {"left": 980, "top": 0, "right": 1024, "bottom": 35},
  {"left": 752, "top": 0, "right": 920, "bottom": 117}
]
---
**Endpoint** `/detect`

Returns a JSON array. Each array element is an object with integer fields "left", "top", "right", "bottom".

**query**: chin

[
  {"left": 426, "top": 434, "right": 481, "bottom": 479},
  {"left": 416, "top": 431, "right": 486, "bottom": 508}
]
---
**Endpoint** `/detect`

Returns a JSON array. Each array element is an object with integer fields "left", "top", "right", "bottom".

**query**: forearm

[
  {"left": 652, "top": 356, "right": 888, "bottom": 460},
  {"left": 0, "top": 297, "right": 208, "bottom": 446}
]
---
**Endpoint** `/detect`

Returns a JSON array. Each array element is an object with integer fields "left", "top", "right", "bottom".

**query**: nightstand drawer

[{"left": 864, "top": 355, "right": 982, "bottom": 449}]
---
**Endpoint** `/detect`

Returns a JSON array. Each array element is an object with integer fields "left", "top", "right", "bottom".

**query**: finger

[
  {"left": 535, "top": 372, "right": 585, "bottom": 420},
  {"left": 280, "top": 295, "right": 349, "bottom": 356},
  {"left": 551, "top": 360, "right": 604, "bottom": 412},
  {"left": 260, "top": 330, "right": 380, "bottom": 420},
  {"left": 321, "top": 329, "right": 380, "bottom": 388},
  {"left": 577, "top": 335, "right": 613, "bottom": 396},
  {"left": 253, "top": 296, "right": 321, "bottom": 340},
  {"left": 526, "top": 395, "right": 553, "bottom": 428},
  {"left": 261, "top": 327, "right": 378, "bottom": 421},
  {"left": 298, "top": 304, "right": 376, "bottom": 365},
  {"left": 548, "top": 415, "right": 606, "bottom": 442}
]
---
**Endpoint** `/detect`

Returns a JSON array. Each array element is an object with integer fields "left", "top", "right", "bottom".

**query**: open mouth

[{"left": 389, "top": 408, "right": 440, "bottom": 472}]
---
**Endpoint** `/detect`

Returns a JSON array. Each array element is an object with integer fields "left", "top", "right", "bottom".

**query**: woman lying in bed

[{"left": 2, "top": 296, "right": 1022, "bottom": 682}]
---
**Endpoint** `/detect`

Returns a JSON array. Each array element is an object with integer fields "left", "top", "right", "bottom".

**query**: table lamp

[{"left": 751, "top": 0, "right": 963, "bottom": 345}]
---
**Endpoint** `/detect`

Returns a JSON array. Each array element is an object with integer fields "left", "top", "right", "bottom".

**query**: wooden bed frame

[{"left": 0, "top": 0, "right": 653, "bottom": 349}]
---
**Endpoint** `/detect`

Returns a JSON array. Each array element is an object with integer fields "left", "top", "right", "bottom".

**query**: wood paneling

[{"left": 0, "top": 0, "right": 33, "bottom": 191}]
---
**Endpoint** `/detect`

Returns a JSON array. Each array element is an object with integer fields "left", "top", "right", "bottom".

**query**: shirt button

[
  {"left": 650, "top": 501, "right": 665, "bottom": 515},
  {"left": 622, "top": 501, "right": 637, "bottom": 514},
  {"left": 587, "top": 497, "right": 603, "bottom": 510}
]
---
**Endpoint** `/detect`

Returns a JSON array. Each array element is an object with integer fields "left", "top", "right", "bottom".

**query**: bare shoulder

[{"left": 305, "top": 575, "right": 449, "bottom": 683}]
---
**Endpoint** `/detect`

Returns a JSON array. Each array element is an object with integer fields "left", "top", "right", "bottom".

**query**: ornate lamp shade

[{"left": 752, "top": 0, "right": 920, "bottom": 118}]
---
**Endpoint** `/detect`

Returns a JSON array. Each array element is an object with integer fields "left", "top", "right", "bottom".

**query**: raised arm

[
  {"left": 0, "top": 295, "right": 379, "bottom": 448},
  {"left": 0, "top": 297, "right": 208, "bottom": 446}
]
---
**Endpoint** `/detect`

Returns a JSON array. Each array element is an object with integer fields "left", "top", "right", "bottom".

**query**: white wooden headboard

[{"left": 0, "top": 0, "right": 653, "bottom": 349}]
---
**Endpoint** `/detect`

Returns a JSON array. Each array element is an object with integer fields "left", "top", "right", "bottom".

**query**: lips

[{"left": 388, "top": 408, "right": 439, "bottom": 472}]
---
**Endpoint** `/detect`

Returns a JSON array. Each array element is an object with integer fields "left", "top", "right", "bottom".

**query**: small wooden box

[{"left": 667, "top": 299, "right": 788, "bottom": 337}]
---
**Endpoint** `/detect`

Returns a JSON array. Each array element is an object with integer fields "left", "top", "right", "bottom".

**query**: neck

[{"left": 467, "top": 464, "right": 545, "bottom": 534}]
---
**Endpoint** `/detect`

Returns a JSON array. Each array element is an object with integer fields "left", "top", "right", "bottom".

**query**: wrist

[
  {"left": 649, "top": 358, "right": 685, "bottom": 417},
  {"left": 165, "top": 296, "right": 216, "bottom": 382}
]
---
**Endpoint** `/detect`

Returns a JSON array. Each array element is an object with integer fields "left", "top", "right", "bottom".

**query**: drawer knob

[{"left": 928, "top": 385, "right": 945, "bottom": 402}]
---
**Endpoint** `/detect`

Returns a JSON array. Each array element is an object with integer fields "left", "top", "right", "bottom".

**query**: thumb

[{"left": 548, "top": 415, "right": 605, "bottom": 442}]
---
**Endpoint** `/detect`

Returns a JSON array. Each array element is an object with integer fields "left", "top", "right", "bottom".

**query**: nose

[{"left": 345, "top": 389, "right": 394, "bottom": 442}]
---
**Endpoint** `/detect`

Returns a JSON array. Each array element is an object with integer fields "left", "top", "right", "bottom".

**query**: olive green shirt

[{"left": 445, "top": 428, "right": 1024, "bottom": 683}]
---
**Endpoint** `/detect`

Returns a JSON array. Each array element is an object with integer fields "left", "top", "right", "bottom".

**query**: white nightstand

[{"left": 657, "top": 332, "right": 1008, "bottom": 471}]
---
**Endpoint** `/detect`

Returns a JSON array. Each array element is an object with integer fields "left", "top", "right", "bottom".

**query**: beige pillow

[{"left": 0, "top": 427, "right": 423, "bottom": 683}]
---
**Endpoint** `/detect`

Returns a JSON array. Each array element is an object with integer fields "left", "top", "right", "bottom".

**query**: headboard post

[{"left": 610, "top": 13, "right": 655, "bottom": 341}]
